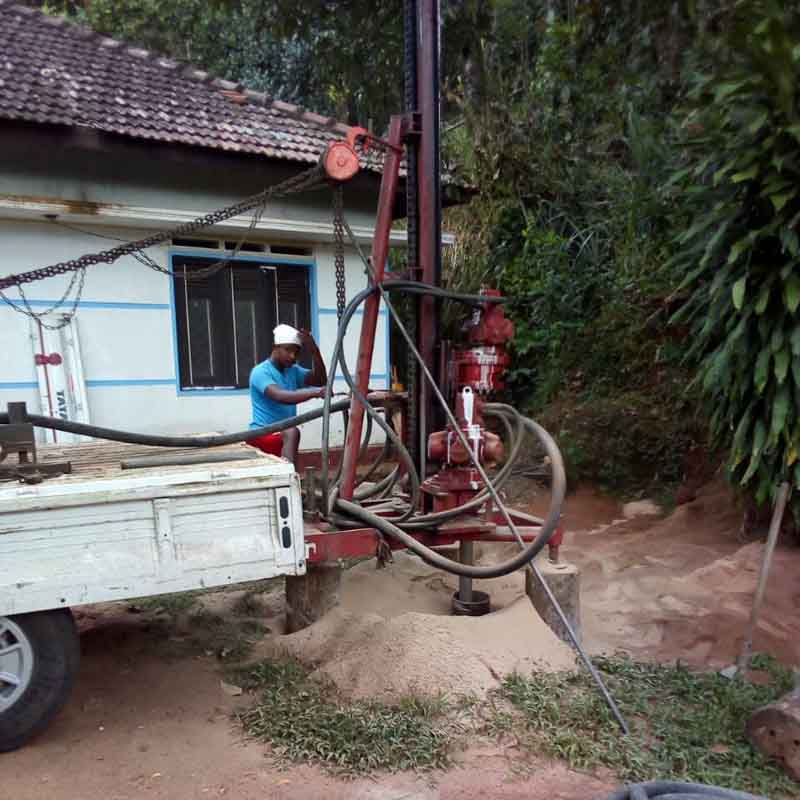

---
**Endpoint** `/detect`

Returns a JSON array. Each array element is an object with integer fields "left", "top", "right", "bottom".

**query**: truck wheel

[{"left": 0, "top": 609, "right": 80, "bottom": 752}]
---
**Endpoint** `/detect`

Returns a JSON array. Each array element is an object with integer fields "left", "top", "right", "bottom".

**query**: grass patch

[
  {"left": 132, "top": 591, "right": 202, "bottom": 616},
  {"left": 132, "top": 579, "right": 281, "bottom": 619},
  {"left": 490, "top": 654, "right": 797, "bottom": 797},
  {"left": 232, "top": 591, "right": 269, "bottom": 617},
  {"left": 188, "top": 608, "right": 267, "bottom": 661},
  {"left": 237, "top": 659, "right": 456, "bottom": 775}
]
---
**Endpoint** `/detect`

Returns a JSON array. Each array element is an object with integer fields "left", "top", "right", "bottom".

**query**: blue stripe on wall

[
  {"left": 86, "top": 379, "right": 176, "bottom": 387},
  {"left": 1, "top": 299, "right": 171, "bottom": 310},
  {"left": 0, "top": 381, "right": 38, "bottom": 390},
  {"left": 1, "top": 377, "right": 390, "bottom": 391},
  {"left": 169, "top": 250, "right": 315, "bottom": 267},
  {"left": 174, "top": 375, "right": 390, "bottom": 396}
]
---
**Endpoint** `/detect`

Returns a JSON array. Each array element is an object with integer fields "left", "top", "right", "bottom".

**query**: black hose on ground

[{"left": 606, "top": 782, "right": 766, "bottom": 800}]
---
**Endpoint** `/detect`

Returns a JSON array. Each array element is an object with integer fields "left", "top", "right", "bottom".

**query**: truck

[{"left": 0, "top": 440, "right": 306, "bottom": 752}]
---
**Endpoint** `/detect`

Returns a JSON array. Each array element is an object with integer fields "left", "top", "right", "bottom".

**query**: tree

[{"left": 670, "top": 1, "right": 800, "bottom": 512}]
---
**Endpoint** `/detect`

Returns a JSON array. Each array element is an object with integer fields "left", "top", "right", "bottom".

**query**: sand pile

[{"left": 271, "top": 552, "right": 575, "bottom": 701}]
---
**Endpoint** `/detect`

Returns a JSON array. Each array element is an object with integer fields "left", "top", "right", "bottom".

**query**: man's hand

[
  {"left": 300, "top": 328, "right": 329, "bottom": 388},
  {"left": 313, "top": 388, "right": 348, "bottom": 399}
]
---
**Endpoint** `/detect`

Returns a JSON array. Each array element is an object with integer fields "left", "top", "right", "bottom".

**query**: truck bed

[{"left": 0, "top": 441, "right": 306, "bottom": 616}]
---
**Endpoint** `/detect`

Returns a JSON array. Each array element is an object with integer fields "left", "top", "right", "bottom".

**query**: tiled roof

[{"left": 0, "top": 0, "right": 360, "bottom": 168}]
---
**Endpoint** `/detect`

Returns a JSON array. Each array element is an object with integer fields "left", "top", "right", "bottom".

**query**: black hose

[
  {"left": 354, "top": 465, "right": 400, "bottom": 500},
  {"left": 359, "top": 434, "right": 393, "bottom": 485},
  {"left": 607, "top": 782, "right": 766, "bottom": 800},
  {"left": 0, "top": 399, "right": 352, "bottom": 448},
  {"left": 398, "top": 404, "right": 527, "bottom": 528},
  {"left": 336, "top": 496, "right": 557, "bottom": 579},
  {"left": 330, "top": 283, "right": 562, "bottom": 551},
  {"left": 329, "top": 234, "right": 539, "bottom": 540},
  {"left": 319, "top": 280, "right": 503, "bottom": 518},
  {"left": 331, "top": 405, "right": 566, "bottom": 579}
]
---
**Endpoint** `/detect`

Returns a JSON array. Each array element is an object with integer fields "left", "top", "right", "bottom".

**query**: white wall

[{"left": 0, "top": 216, "right": 391, "bottom": 451}]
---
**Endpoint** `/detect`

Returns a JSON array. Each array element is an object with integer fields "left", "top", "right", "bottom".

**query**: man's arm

[
  {"left": 299, "top": 329, "right": 328, "bottom": 387},
  {"left": 265, "top": 384, "right": 324, "bottom": 404}
]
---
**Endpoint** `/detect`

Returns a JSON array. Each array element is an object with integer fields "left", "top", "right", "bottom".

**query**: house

[{"left": 0, "top": 1, "right": 416, "bottom": 451}]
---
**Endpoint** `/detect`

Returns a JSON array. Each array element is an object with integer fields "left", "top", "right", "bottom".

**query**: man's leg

[{"left": 281, "top": 427, "right": 301, "bottom": 465}]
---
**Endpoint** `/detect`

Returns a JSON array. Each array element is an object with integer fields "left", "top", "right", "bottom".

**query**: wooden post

[
  {"left": 526, "top": 558, "right": 581, "bottom": 644},
  {"left": 284, "top": 565, "right": 342, "bottom": 633},
  {"left": 737, "top": 482, "right": 791, "bottom": 672}
]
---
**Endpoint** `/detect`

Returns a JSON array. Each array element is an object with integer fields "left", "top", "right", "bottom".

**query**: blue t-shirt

[{"left": 249, "top": 359, "right": 311, "bottom": 427}]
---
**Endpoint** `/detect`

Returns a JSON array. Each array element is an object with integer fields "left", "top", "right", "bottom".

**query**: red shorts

[{"left": 247, "top": 432, "right": 283, "bottom": 457}]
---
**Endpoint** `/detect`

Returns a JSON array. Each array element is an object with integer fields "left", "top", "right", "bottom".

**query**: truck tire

[{"left": 0, "top": 609, "right": 80, "bottom": 752}]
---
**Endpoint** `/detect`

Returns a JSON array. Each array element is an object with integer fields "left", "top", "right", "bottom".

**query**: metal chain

[
  {"left": 0, "top": 163, "right": 327, "bottom": 293},
  {"left": 332, "top": 184, "right": 347, "bottom": 320},
  {"left": 5, "top": 266, "right": 87, "bottom": 331}
]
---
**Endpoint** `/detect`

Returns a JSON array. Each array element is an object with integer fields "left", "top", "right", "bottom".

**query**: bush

[{"left": 670, "top": 1, "right": 800, "bottom": 514}]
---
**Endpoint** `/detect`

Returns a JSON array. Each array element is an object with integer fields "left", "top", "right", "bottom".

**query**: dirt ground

[
  {"left": 5, "top": 480, "right": 800, "bottom": 799},
  {"left": 554, "top": 482, "right": 800, "bottom": 668}
]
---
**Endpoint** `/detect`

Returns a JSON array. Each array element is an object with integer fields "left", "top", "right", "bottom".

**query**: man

[{"left": 248, "top": 324, "right": 328, "bottom": 464}]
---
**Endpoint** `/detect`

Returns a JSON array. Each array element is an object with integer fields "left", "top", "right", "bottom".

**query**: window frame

[{"left": 170, "top": 251, "right": 316, "bottom": 394}]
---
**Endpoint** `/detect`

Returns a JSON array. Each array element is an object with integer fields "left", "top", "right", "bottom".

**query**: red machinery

[
  {"left": 452, "top": 289, "right": 515, "bottom": 395},
  {"left": 422, "top": 387, "right": 504, "bottom": 513},
  {"left": 301, "top": 0, "right": 564, "bottom": 615}
]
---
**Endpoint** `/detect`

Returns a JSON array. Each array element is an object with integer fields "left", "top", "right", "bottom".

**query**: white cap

[{"left": 273, "top": 324, "right": 302, "bottom": 347}]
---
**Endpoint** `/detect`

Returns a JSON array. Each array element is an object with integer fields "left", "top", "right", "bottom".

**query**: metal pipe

[
  {"left": 415, "top": 0, "right": 443, "bottom": 476},
  {"left": 458, "top": 540, "right": 474, "bottom": 603},
  {"left": 121, "top": 451, "right": 260, "bottom": 469},
  {"left": 339, "top": 115, "right": 406, "bottom": 501}
]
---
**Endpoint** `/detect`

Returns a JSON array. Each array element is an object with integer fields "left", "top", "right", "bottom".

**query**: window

[{"left": 173, "top": 256, "right": 311, "bottom": 390}]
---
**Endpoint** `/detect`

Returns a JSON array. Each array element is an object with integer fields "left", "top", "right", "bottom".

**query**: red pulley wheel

[{"left": 322, "top": 141, "right": 360, "bottom": 182}]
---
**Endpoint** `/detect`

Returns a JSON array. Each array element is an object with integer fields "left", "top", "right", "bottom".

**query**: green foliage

[
  {"left": 670, "top": 1, "right": 800, "bottom": 511},
  {"left": 492, "top": 655, "right": 797, "bottom": 797},
  {"left": 42, "top": 0, "right": 332, "bottom": 110},
  {"left": 237, "top": 659, "right": 455, "bottom": 775},
  {"left": 441, "top": 3, "right": 708, "bottom": 496},
  {"left": 542, "top": 386, "right": 701, "bottom": 495}
]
